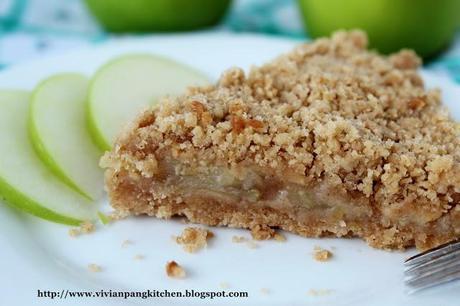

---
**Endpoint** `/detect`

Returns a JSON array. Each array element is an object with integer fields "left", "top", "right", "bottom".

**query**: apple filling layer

[{"left": 153, "top": 159, "right": 373, "bottom": 226}]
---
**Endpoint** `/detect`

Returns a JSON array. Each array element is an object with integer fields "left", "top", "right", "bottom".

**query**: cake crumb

[
  {"left": 88, "top": 263, "right": 102, "bottom": 272},
  {"left": 80, "top": 221, "right": 95, "bottom": 233},
  {"left": 133, "top": 254, "right": 145, "bottom": 260},
  {"left": 250, "top": 225, "right": 275, "bottom": 240},
  {"left": 175, "top": 227, "right": 214, "bottom": 253},
  {"left": 246, "top": 240, "right": 259, "bottom": 249},
  {"left": 108, "top": 210, "right": 129, "bottom": 222},
  {"left": 313, "top": 247, "right": 333, "bottom": 262},
  {"left": 307, "top": 289, "right": 334, "bottom": 296},
  {"left": 68, "top": 228, "right": 80, "bottom": 237},
  {"left": 260, "top": 288, "right": 270, "bottom": 295},
  {"left": 219, "top": 282, "right": 230, "bottom": 289},
  {"left": 121, "top": 239, "right": 133, "bottom": 248},
  {"left": 166, "top": 261, "right": 186, "bottom": 279},
  {"left": 68, "top": 221, "right": 95, "bottom": 237},
  {"left": 232, "top": 236, "right": 247, "bottom": 243},
  {"left": 273, "top": 233, "right": 286, "bottom": 242}
]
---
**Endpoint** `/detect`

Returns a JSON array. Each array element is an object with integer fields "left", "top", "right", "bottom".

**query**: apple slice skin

[
  {"left": 0, "top": 90, "right": 95, "bottom": 225},
  {"left": 0, "top": 175, "right": 82, "bottom": 226},
  {"left": 29, "top": 74, "right": 103, "bottom": 200},
  {"left": 87, "top": 54, "right": 210, "bottom": 151}
]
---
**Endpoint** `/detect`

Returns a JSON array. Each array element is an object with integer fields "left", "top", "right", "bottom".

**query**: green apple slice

[
  {"left": 87, "top": 54, "right": 209, "bottom": 151},
  {"left": 29, "top": 74, "right": 104, "bottom": 200},
  {"left": 0, "top": 90, "right": 96, "bottom": 225}
]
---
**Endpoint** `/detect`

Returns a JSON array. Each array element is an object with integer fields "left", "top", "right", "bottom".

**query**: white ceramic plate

[{"left": 0, "top": 33, "right": 459, "bottom": 306}]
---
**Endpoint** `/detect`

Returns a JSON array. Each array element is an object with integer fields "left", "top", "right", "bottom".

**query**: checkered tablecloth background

[{"left": 1, "top": 0, "right": 459, "bottom": 82}]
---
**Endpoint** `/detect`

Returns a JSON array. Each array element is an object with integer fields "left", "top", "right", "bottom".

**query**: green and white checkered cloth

[{"left": 1, "top": 0, "right": 459, "bottom": 82}]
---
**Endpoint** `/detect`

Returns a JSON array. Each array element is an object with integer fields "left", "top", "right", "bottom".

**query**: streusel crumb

[
  {"left": 166, "top": 261, "right": 186, "bottom": 279},
  {"left": 313, "top": 247, "right": 333, "bottom": 262},
  {"left": 88, "top": 264, "right": 102, "bottom": 272},
  {"left": 246, "top": 240, "right": 259, "bottom": 249},
  {"left": 274, "top": 233, "right": 286, "bottom": 242},
  {"left": 121, "top": 240, "right": 133, "bottom": 248},
  {"left": 250, "top": 225, "right": 275, "bottom": 240},
  {"left": 219, "top": 282, "right": 230, "bottom": 289},
  {"left": 307, "top": 289, "right": 334, "bottom": 296},
  {"left": 175, "top": 227, "right": 214, "bottom": 253},
  {"left": 260, "top": 288, "right": 270, "bottom": 295},
  {"left": 68, "top": 221, "right": 95, "bottom": 237},
  {"left": 231, "top": 236, "right": 247, "bottom": 243}
]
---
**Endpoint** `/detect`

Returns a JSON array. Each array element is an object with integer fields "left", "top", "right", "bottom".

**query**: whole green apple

[
  {"left": 298, "top": 0, "right": 460, "bottom": 59},
  {"left": 84, "top": 0, "right": 232, "bottom": 32}
]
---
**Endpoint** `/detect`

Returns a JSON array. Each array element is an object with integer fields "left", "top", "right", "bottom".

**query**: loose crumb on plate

[
  {"left": 313, "top": 247, "right": 333, "bottom": 262},
  {"left": 121, "top": 239, "right": 133, "bottom": 248},
  {"left": 88, "top": 263, "right": 102, "bottom": 272},
  {"left": 175, "top": 227, "right": 214, "bottom": 253},
  {"left": 219, "top": 282, "right": 230, "bottom": 289},
  {"left": 68, "top": 221, "right": 95, "bottom": 237},
  {"left": 68, "top": 228, "right": 80, "bottom": 237},
  {"left": 166, "top": 261, "right": 186, "bottom": 279},
  {"left": 246, "top": 240, "right": 259, "bottom": 249},
  {"left": 307, "top": 289, "right": 334, "bottom": 297},
  {"left": 133, "top": 254, "right": 145, "bottom": 260},
  {"left": 273, "top": 233, "right": 286, "bottom": 242},
  {"left": 260, "top": 288, "right": 270, "bottom": 295},
  {"left": 231, "top": 236, "right": 258, "bottom": 248},
  {"left": 80, "top": 221, "right": 95, "bottom": 233},
  {"left": 231, "top": 236, "right": 248, "bottom": 243}
]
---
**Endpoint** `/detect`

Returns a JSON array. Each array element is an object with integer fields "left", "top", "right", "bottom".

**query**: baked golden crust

[{"left": 102, "top": 30, "right": 460, "bottom": 250}]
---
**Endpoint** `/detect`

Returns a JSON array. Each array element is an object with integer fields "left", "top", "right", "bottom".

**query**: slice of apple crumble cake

[{"left": 101, "top": 31, "right": 459, "bottom": 250}]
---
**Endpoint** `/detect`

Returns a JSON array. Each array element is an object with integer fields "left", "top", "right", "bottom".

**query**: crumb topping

[
  {"left": 175, "top": 227, "right": 214, "bottom": 253},
  {"left": 106, "top": 30, "right": 459, "bottom": 226},
  {"left": 166, "top": 261, "right": 186, "bottom": 279},
  {"left": 250, "top": 225, "right": 275, "bottom": 240},
  {"left": 108, "top": 210, "right": 129, "bottom": 221}
]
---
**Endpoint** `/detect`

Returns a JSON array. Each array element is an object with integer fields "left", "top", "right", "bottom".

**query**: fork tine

[
  {"left": 404, "top": 239, "right": 460, "bottom": 267},
  {"left": 405, "top": 259, "right": 460, "bottom": 283},
  {"left": 405, "top": 267, "right": 460, "bottom": 293},
  {"left": 405, "top": 248, "right": 460, "bottom": 274}
]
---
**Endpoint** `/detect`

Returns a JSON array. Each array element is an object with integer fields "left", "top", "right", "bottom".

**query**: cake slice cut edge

[{"left": 101, "top": 30, "right": 460, "bottom": 250}]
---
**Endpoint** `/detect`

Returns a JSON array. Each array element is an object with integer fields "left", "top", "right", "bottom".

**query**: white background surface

[{"left": 0, "top": 33, "right": 459, "bottom": 306}]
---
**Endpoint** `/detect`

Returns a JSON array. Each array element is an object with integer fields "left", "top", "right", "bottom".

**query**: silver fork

[{"left": 404, "top": 239, "right": 460, "bottom": 293}]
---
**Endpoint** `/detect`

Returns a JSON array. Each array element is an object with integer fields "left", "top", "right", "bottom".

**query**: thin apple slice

[
  {"left": 87, "top": 54, "right": 209, "bottom": 150},
  {"left": 29, "top": 74, "right": 104, "bottom": 200},
  {"left": 0, "top": 90, "right": 96, "bottom": 225}
]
